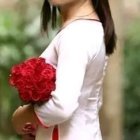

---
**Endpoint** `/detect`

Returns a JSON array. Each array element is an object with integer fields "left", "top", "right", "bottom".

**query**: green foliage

[
  {"left": 0, "top": 2, "right": 59, "bottom": 137},
  {"left": 0, "top": 9, "right": 52, "bottom": 139},
  {"left": 0, "top": 1, "right": 59, "bottom": 138},
  {"left": 123, "top": 19, "right": 140, "bottom": 140}
]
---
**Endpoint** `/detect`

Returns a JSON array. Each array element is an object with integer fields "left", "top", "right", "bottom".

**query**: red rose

[{"left": 9, "top": 57, "right": 56, "bottom": 104}]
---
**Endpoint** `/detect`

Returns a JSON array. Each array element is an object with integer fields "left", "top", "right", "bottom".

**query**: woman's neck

[{"left": 59, "top": 0, "right": 96, "bottom": 24}]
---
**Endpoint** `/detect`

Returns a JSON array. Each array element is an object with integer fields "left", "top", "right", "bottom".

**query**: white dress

[{"left": 34, "top": 19, "right": 108, "bottom": 140}]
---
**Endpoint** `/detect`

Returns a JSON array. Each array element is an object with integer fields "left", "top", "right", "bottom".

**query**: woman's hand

[
  {"left": 21, "top": 122, "right": 36, "bottom": 140},
  {"left": 12, "top": 104, "right": 38, "bottom": 135}
]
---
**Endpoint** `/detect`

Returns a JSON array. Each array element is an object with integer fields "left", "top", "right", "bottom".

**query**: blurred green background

[{"left": 0, "top": 0, "right": 140, "bottom": 140}]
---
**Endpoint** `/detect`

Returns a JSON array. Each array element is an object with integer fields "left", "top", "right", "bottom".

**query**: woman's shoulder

[
  {"left": 55, "top": 19, "right": 104, "bottom": 47},
  {"left": 58, "top": 19, "right": 104, "bottom": 38},
  {"left": 52, "top": 19, "right": 105, "bottom": 61}
]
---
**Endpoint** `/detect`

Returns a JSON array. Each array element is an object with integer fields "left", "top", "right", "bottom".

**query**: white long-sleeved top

[{"left": 34, "top": 19, "right": 108, "bottom": 140}]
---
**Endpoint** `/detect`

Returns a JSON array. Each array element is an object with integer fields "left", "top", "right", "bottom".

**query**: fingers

[{"left": 22, "top": 122, "right": 36, "bottom": 135}]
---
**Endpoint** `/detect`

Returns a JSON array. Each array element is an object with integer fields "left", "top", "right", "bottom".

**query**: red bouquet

[{"left": 9, "top": 57, "right": 56, "bottom": 104}]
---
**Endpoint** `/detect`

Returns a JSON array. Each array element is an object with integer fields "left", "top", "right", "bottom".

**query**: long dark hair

[{"left": 41, "top": 0, "right": 117, "bottom": 55}]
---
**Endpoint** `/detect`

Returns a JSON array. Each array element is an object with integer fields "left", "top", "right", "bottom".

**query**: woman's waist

[{"left": 36, "top": 117, "right": 101, "bottom": 140}]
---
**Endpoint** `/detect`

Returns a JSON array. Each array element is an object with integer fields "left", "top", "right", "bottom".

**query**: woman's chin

[
  {"left": 48, "top": 0, "right": 63, "bottom": 6},
  {"left": 48, "top": 0, "right": 72, "bottom": 6}
]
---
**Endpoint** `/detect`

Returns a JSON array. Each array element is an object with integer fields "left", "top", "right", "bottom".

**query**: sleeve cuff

[{"left": 33, "top": 105, "right": 50, "bottom": 129}]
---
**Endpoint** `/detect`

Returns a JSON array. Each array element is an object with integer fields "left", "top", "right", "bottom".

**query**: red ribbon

[{"left": 52, "top": 125, "right": 59, "bottom": 140}]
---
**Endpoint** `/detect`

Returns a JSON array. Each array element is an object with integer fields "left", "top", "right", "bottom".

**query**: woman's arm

[{"left": 34, "top": 27, "right": 99, "bottom": 127}]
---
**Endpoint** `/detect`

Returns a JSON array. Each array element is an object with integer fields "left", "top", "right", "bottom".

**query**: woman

[{"left": 12, "top": 0, "right": 116, "bottom": 140}]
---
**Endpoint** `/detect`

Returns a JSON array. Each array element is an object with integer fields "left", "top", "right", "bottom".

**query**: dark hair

[
  {"left": 41, "top": 0, "right": 57, "bottom": 31},
  {"left": 41, "top": 0, "right": 117, "bottom": 55}
]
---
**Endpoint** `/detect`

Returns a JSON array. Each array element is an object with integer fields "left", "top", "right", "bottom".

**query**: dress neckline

[{"left": 56, "top": 18, "right": 102, "bottom": 35}]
